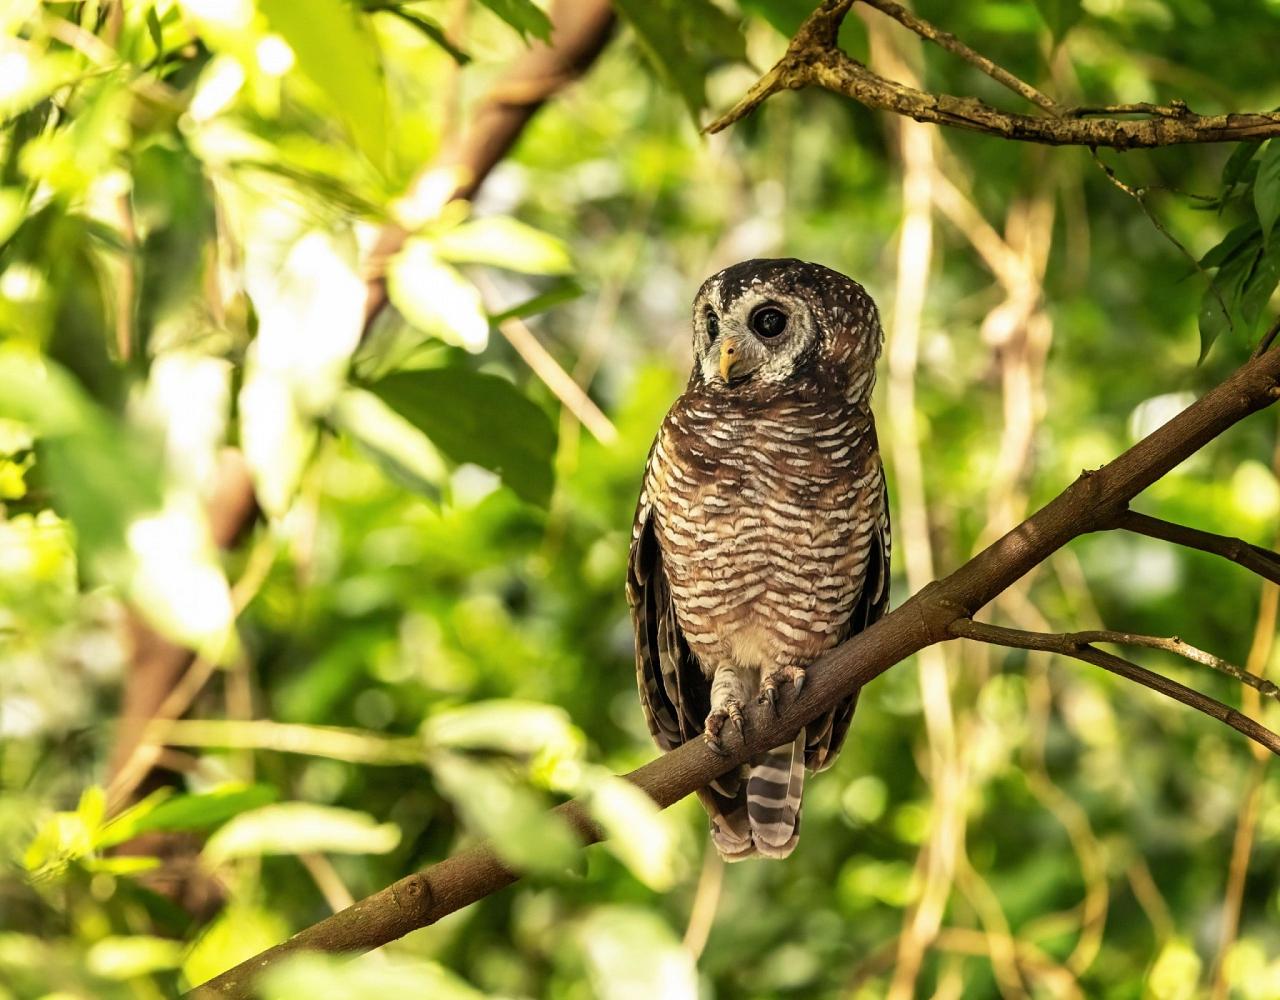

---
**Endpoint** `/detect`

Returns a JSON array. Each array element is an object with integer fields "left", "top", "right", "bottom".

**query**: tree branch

[
  {"left": 1109, "top": 509, "right": 1280, "bottom": 587},
  {"left": 705, "top": 0, "right": 1280, "bottom": 147},
  {"left": 949, "top": 619, "right": 1280, "bottom": 756},
  {"left": 191, "top": 331, "right": 1280, "bottom": 999}
]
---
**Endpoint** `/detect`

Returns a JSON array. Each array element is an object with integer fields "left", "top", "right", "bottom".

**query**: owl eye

[
  {"left": 750, "top": 305, "right": 788, "bottom": 339},
  {"left": 704, "top": 308, "right": 720, "bottom": 341}
]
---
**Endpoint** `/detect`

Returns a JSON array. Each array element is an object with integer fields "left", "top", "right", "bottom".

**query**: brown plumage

[{"left": 627, "top": 258, "right": 890, "bottom": 860}]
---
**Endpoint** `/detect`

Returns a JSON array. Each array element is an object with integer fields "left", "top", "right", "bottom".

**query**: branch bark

[
  {"left": 1108, "top": 509, "right": 1280, "bottom": 586},
  {"left": 192, "top": 335, "right": 1280, "bottom": 999},
  {"left": 705, "top": 0, "right": 1280, "bottom": 147}
]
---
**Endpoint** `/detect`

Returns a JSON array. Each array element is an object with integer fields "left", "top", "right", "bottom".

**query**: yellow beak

[{"left": 719, "top": 337, "right": 740, "bottom": 382}]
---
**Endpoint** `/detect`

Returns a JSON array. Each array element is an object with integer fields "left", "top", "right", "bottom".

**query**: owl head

[{"left": 689, "top": 258, "right": 882, "bottom": 400}]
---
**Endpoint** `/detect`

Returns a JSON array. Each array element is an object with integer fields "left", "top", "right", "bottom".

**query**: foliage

[{"left": 4, "top": 1, "right": 1280, "bottom": 999}]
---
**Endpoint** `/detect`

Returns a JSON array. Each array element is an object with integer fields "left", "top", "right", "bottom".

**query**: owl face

[{"left": 690, "top": 258, "right": 880, "bottom": 399}]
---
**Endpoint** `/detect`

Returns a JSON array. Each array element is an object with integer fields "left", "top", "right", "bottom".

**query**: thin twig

[
  {"left": 861, "top": 0, "right": 1058, "bottom": 114},
  {"left": 1252, "top": 314, "right": 1280, "bottom": 359},
  {"left": 1110, "top": 509, "right": 1280, "bottom": 587},
  {"left": 1090, "top": 151, "right": 1231, "bottom": 333},
  {"left": 950, "top": 619, "right": 1280, "bottom": 757},
  {"left": 1061, "top": 629, "right": 1280, "bottom": 703}
]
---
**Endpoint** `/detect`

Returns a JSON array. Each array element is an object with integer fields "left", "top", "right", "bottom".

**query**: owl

[{"left": 627, "top": 258, "right": 890, "bottom": 860}]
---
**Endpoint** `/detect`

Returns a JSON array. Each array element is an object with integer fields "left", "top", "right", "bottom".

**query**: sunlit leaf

[
  {"left": 100, "top": 785, "right": 279, "bottom": 847},
  {"left": 1255, "top": 140, "right": 1280, "bottom": 242},
  {"left": 202, "top": 804, "right": 401, "bottom": 866},
  {"left": 576, "top": 907, "right": 698, "bottom": 1000},
  {"left": 241, "top": 227, "right": 365, "bottom": 515},
  {"left": 368, "top": 368, "right": 557, "bottom": 507},
  {"left": 182, "top": 903, "right": 289, "bottom": 989},
  {"left": 431, "top": 752, "right": 579, "bottom": 873},
  {"left": 475, "top": 0, "right": 552, "bottom": 42},
  {"left": 387, "top": 239, "right": 490, "bottom": 352},
  {"left": 260, "top": 953, "right": 486, "bottom": 1000},
  {"left": 363, "top": 4, "right": 471, "bottom": 63},
  {"left": 488, "top": 278, "right": 583, "bottom": 324},
  {"left": 87, "top": 936, "right": 183, "bottom": 980},
  {"left": 434, "top": 217, "right": 573, "bottom": 275},
  {"left": 258, "top": 0, "right": 390, "bottom": 169},
  {"left": 582, "top": 770, "right": 681, "bottom": 891},
  {"left": 332, "top": 387, "right": 449, "bottom": 500},
  {"left": 423, "top": 700, "right": 581, "bottom": 757}
]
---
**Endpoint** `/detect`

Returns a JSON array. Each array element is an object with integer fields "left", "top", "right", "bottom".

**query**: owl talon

[
  {"left": 760, "top": 666, "right": 806, "bottom": 713},
  {"left": 704, "top": 698, "right": 746, "bottom": 756}
]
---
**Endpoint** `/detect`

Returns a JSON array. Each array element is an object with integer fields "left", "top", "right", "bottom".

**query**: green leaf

[
  {"left": 434, "top": 217, "right": 573, "bottom": 275},
  {"left": 738, "top": 0, "right": 811, "bottom": 36},
  {"left": 387, "top": 239, "right": 490, "bottom": 352},
  {"left": 1199, "top": 240, "right": 1262, "bottom": 360},
  {"left": 202, "top": 804, "right": 401, "bottom": 866},
  {"left": 260, "top": 953, "right": 487, "bottom": 1000},
  {"left": 1199, "top": 222, "right": 1260, "bottom": 270},
  {"left": 575, "top": 907, "right": 699, "bottom": 1000},
  {"left": 613, "top": 0, "right": 745, "bottom": 120},
  {"left": 430, "top": 752, "right": 579, "bottom": 873},
  {"left": 332, "top": 387, "right": 449, "bottom": 500},
  {"left": 475, "top": 0, "right": 552, "bottom": 42},
  {"left": 182, "top": 903, "right": 289, "bottom": 989},
  {"left": 364, "top": 5, "right": 471, "bottom": 63},
  {"left": 1255, "top": 140, "right": 1280, "bottom": 241},
  {"left": 1031, "top": 0, "right": 1083, "bottom": 39},
  {"left": 87, "top": 936, "right": 183, "bottom": 980},
  {"left": 488, "top": 278, "right": 584, "bottom": 324},
  {"left": 1242, "top": 236, "right": 1280, "bottom": 329},
  {"left": 368, "top": 368, "right": 557, "bottom": 507},
  {"left": 423, "top": 700, "right": 582, "bottom": 757},
  {"left": 582, "top": 770, "right": 681, "bottom": 890},
  {"left": 101, "top": 785, "right": 279, "bottom": 847},
  {"left": 1221, "top": 140, "right": 1262, "bottom": 210},
  {"left": 258, "top": 0, "right": 389, "bottom": 170}
]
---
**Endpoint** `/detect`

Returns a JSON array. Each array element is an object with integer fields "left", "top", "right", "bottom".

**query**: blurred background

[{"left": 4, "top": 0, "right": 1280, "bottom": 997}]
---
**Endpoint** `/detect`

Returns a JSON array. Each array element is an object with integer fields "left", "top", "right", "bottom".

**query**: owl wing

[
  {"left": 626, "top": 481, "right": 709, "bottom": 753},
  {"left": 805, "top": 469, "right": 891, "bottom": 772}
]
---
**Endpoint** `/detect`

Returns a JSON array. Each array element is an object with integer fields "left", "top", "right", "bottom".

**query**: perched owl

[{"left": 627, "top": 258, "right": 890, "bottom": 860}]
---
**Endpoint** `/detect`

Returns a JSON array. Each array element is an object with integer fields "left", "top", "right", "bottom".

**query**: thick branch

[
  {"left": 191, "top": 331, "right": 1280, "bottom": 999},
  {"left": 1110, "top": 509, "right": 1280, "bottom": 587},
  {"left": 950, "top": 619, "right": 1280, "bottom": 756},
  {"left": 706, "top": 0, "right": 1280, "bottom": 147}
]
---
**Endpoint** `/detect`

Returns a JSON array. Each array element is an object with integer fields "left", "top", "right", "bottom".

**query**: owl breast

[{"left": 646, "top": 392, "right": 881, "bottom": 676}]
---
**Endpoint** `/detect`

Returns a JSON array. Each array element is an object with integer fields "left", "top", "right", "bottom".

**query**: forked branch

[
  {"left": 949, "top": 619, "right": 1280, "bottom": 756},
  {"left": 706, "top": 0, "right": 1280, "bottom": 147}
]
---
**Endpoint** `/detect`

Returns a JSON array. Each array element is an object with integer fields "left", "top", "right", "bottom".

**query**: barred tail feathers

[{"left": 746, "top": 731, "right": 805, "bottom": 859}]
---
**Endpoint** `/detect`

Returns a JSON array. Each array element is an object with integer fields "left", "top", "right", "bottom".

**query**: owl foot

[
  {"left": 704, "top": 699, "right": 746, "bottom": 757},
  {"left": 759, "top": 665, "right": 806, "bottom": 715}
]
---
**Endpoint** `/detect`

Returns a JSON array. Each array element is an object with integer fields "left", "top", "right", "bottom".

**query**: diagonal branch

[
  {"left": 191, "top": 323, "right": 1280, "bottom": 999},
  {"left": 706, "top": 0, "right": 1280, "bottom": 147},
  {"left": 1109, "top": 509, "right": 1280, "bottom": 586},
  {"left": 949, "top": 619, "right": 1280, "bottom": 756}
]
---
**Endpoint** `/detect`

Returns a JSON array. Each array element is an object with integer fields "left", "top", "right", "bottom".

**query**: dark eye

[
  {"left": 750, "top": 306, "right": 788, "bottom": 338},
  {"left": 704, "top": 308, "right": 719, "bottom": 341}
]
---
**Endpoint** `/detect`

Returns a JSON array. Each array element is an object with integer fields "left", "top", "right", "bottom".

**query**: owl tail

[
  {"left": 696, "top": 730, "right": 806, "bottom": 862},
  {"left": 746, "top": 730, "right": 806, "bottom": 859}
]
